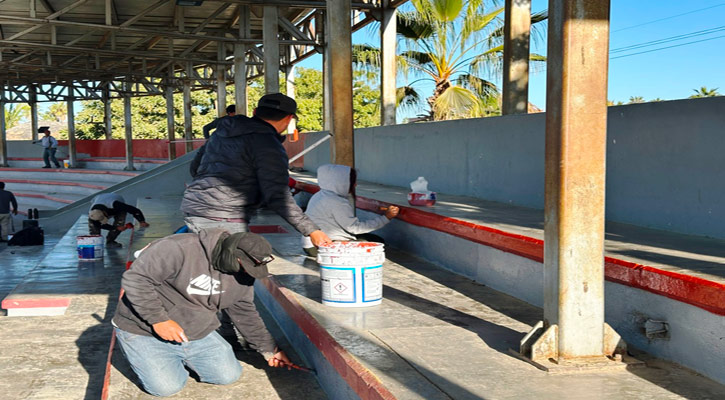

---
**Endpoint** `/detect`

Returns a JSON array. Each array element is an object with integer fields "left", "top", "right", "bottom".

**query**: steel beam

[
  {"left": 380, "top": 0, "right": 396, "bottom": 126},
  {"left": 216, "top": 43, "right": 227, "bottom": 118},
  {"left": 327, "top": 0, "right": 354, "bottom": 167},
  {"left": 0, "top": 96, "right": 7, "bottom": 167},
  {"left": 543, "top": 0, "right": 611, "bottom": 359},
  {"left": 103, "top": 85, "right": 112, "bottom": 139},
  {"left": 123, "top": 88, "right": 135, "bottom": 171},
  {"left": 502, "top": 0, "right": 531, "bottom": 115},
  {"left": 235, "top": 6, "right": 250, "bottom": 115},
  {"left": 30, "top": 85, "right": 38, "bottom": 141},
  {"left": 183, "top": 69, "right": 192, "bottom": 153},
  {"left": 165, "top": 80, "right": 176, "bottom": 160},
  {"left": 263, "top": 6, "right": 280, "bottom": 93}
]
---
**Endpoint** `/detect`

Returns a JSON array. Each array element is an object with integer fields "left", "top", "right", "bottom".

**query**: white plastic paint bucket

[
  {"left": 77, "top": 235, "right": 104, "bottom": 260},
  {"left": 317, "top": 242, "right": 384, "bottom": 307}
]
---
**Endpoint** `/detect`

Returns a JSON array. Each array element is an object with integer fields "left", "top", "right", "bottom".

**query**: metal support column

[
  {"left": 183, "top": 70, "right": 193, "bottom": 153},
  {"left": 519, "top": 0, "right": 625, "bottom": 370},
  {"left": 263, "top": 6, "right": 280, "bottom": 94},
  {"left": 235, "top": 6, "right": 249, "bottom": 115},
  {"left": 30, "top": 85, "right": 39, "bottom": 142},
  {"left": 67, "top": 85, "right": 77, "bottom": 168},
  {"left": 502, "top": 0, "right": 532, "bottom": 115},
  {"left": 0, "top": 91, "right": 7, "bottom": 167},
  {"left": 285, "top": 64, "right": 296, "bottom": 134},
  {"left": 123, "top": 83, "right": 135, "bottom": 171},
  {"left": 380, "top": 0, "right": 397, "bottom": 126},
  {"left": 216, "top": 43, "right": 227, "bottom": 118},
  {"left": 327, "top": 0, "right": 354, "bottom": 167},
  {"left": 103, "top": 84, "right": 112, "bottom": 139},
  {"left": 165, "top": 80, "right": 176, "bottom": 161},
  {"left": 320, "top": 12, "right": 331, "bottom": 131}
]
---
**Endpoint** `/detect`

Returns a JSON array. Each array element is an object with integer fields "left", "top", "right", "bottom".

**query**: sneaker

[
  {"left": 42, "top": 166, "right": 51, "bottom": 169},
  {"left": 106, "top": 241, "right": 123, "bottom": 248}
]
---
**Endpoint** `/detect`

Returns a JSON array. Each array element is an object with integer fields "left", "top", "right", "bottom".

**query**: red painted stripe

[
  {"left": 15, "top": 193, "right": 74, "bottom": 204},
  {"left": 298, "top": 183, "right": 725, "bottom": 316},
  {"left": 77, "top": 158, "right": 166, "bottom": 164},
  {"left": 261, "top": 277, "right": 396, "bottom": 400},
  {"left": 1, "top": 298, "right": 70, "bottom": 309},
  {"left": 0, "top": 168, "right": 138, "bottom": 176},
  {"left": 2, "top": 178, "right": 107, "bottom": 190}
]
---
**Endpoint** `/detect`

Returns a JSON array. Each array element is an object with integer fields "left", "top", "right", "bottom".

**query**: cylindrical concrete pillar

[
  {"left": 327, "top": 0, "right": 354, "bottom": 167},
  {"left": 543, "top": 0, "right": 611, "bottom": 359}
]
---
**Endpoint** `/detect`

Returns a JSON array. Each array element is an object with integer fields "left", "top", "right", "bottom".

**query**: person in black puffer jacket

[{"left": 181, "top": 93, "right": 332, "bottom": 248}]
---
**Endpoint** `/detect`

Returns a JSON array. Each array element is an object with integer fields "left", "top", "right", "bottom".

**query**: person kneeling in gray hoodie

[
  {"left": 112, "top": 228, "right": 290, "bottom": 397},
  {"left": 302, "top": 164, "right": 399, "bottom": 256}
]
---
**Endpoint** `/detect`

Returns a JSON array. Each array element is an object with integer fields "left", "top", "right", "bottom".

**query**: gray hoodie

[
  {"left": 305, "top": 164, "right": 389, "bottom": 241},
  {"left": 113, "top": 228, "right": 276, "bottom": 356}
]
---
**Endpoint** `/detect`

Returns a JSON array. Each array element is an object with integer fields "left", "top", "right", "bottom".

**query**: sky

[{"left": 296, "top": 0, "right": 725, "bottom": 116}]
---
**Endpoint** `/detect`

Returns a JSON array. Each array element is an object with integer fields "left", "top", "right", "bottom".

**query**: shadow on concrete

[{"left": 75, "top": 297, "right": 115, "bottom": 400}]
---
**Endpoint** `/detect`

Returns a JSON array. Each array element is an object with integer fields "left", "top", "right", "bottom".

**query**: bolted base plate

[{"left": 508, "top": 350, "right": 645, "bottom": 374}]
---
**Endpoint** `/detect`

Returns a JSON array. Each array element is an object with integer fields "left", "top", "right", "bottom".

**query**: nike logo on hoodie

[{"left": 187, "top": 274, "right": 224, "bottom": 296}]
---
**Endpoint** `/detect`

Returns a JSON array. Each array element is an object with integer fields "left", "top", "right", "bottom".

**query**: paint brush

[
  {"left": 280, "top": 361, "right": 316, "bottom": 374},
  {"left": 379, "top": 206, "right": 389, "bottom": 211}
]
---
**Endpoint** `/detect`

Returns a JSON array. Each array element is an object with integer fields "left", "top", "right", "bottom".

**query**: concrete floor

[
  {"left": 293, "top": 172, "right": 725, "bottom": 285},
  {"left": 256, "top": 211, "right": 725, "bottom": 400}
]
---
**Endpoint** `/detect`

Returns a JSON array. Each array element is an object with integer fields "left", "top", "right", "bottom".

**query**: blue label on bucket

[
  {"left": 78, "top": 245, "right": 100, "bottom": 259},
  {"left": 362, "top": 265, "right": 383, "bottom": 302}
]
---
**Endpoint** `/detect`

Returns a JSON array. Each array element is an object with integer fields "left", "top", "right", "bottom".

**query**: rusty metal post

[
  {"left": 545, "top": 0, "right": 610, "bottom": 358},
  {"left": 0, "top": 89, "right": 7, "bottom": 167},
  {"left": 165, "top": 79, "right": 176, "bottom": 161},
  {"left": 216, "top": 43, "right": 227, "bottom": 118},
  {"left": 263, "top": 6, "right": 280, "bottom": 94},
  {"left": 380, "top": 0, "right": 397, "bottom": 126},
  {"left": 183, "top": 63, "right": 193, "bottom": 154},
  {"left": 30, "top": 85, "right": 39, "bottom": 142},
  {"left": 517, "top": 0, "right": 626, "bottom": 370},
  {"left": 502, "top": 0, "right": 531, "bottom": 115},
  {"left": 123, "top": 81, "right": 135, "bottom": 171},
  {"left": 66, "top": 84, "right": 77, "bottom": 168},
  {"left": 327, "top": 0, "right": 354, "bottom": 168}
]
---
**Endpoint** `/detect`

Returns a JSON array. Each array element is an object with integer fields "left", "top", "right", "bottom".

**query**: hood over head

[
  {"left": 317, "top": 164, "right": 352, "bottom": 197},
  {"left": 196, "top": 228, "right": 232, "bottom": 264}
]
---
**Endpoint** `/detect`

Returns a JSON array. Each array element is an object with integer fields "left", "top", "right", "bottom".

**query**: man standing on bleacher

[
  {"left": 0, "top": 182, "right": 18, "bottom": 242},
  {"left": 88, "top": 193, "right": 150, "bottom": 248}
]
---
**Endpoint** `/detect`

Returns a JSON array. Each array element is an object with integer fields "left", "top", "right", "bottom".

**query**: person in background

[
  {"left": 0, "top": 182, "right": 18, "bottom": 242},
  {"left": 202, "top": 104, "right": 236, "bottom": 139},
  {"left": 302, "top": 164, "right": 399, "bottom": 256},
  {"left": 113, "top": 229, "right": 291, "bottom": 397},
  {"left": 88, "top": 193, "right": 150, "bottom": 248},
  {"left": 34, "top": 127, "right": 61, "bottom": 168}
]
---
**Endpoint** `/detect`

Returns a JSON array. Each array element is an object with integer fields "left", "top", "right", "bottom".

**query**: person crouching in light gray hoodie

[{"left": 302, "top": 164, "right": 399, "bottom": 256}]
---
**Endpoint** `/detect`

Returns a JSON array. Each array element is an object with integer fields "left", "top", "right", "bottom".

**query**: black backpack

[{"left": 8, "top": 226, "right": 44, "bottom": 246}]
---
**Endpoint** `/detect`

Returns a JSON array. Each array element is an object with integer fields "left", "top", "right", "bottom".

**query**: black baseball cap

[
  {"left": 38, "top": 126, "right": 50, "bottom": 133},
  {"left": 227, "top": 232, "right": 275, "bottom": 279},
  {"left": 257, "top": 93, "right": 297, "bottom": 115}
]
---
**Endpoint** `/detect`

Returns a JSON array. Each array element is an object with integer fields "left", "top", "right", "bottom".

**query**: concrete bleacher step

[
  {"left": 3, "top": 179, "right": 108, "bottom": 196},
  {"left": 0, "top": 168, "right": 140, "bottom": 184},
  {"left": 8, "top": 157, "right": 165, "bottom": 171}
]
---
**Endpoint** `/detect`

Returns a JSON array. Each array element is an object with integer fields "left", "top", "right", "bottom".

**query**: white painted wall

[{"left": 304, "top": 97, "right": 725, "bottom": 239}]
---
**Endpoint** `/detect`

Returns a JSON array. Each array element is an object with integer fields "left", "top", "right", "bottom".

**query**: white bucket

[
  {"left": 317, "top": 242, "right": 384, "bottom": 307},
  {"left": 77, "top": 235, "right": 104, "bottom": 260}
]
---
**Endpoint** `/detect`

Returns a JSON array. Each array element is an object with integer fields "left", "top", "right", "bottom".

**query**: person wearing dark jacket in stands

[
  {"left": 0, "top": 182, "right": 18, "bottom": 242},
  {"left": 202, "top": 104, "right": 236, "bottom": 139},
  {"left": 181, "top": 93, "right": 331, "bottom": 248},
  {"left": 112, "top": 228, "right": 291, "bottom": 397},
  {"left": 88, "top": 193, "right": 150, "bottom": 248}
]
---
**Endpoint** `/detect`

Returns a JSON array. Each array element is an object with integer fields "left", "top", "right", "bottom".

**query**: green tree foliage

[
  {"left": 41, "top": 102, "right": 67, "bottom": 123},
  {"left": 627, "top": 96, "right": 645, "bottom": 104},
  {"left": 689, "top": 86, "right": 721, "bottom": 98},
  {"left": 4, "top": 103, "right": 30, "bottom": 129}
]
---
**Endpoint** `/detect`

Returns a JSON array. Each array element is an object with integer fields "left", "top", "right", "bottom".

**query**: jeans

[
  {"left": 184, "top": 214, "right": 248, "bottom": 234},
  {"left": 115, "top": 328, "right": 242, "bottom": 397},
  {"left": 0, "top": 214, "right": 12, "bottom": 241},
  {"left": 43, "top": 147, "right": 60, "bottom": 167},
  {"left": 88, "top": 212, "right": 126, "bottom": 243}
]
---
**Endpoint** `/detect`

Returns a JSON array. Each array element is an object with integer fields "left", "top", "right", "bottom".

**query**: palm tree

[
  {"left": 354, "top": 0, "right": 546, "bottom": 121},
  {"left": 689, "top": 86, "right": 720, "bottom": 98},
  {"left": 4, "top": 103, "right": 30, "bottom": 129},
  {"left": 627, "top": 96, "right": 645, "bottom": 104}
]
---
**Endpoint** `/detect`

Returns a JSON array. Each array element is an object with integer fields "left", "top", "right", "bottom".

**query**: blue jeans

[
  {"left": 114, "top": 328, "right": 242, "bottom": 397},
  {"left": 43, "top": 147, "right": 60, "bottom": 167}
]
